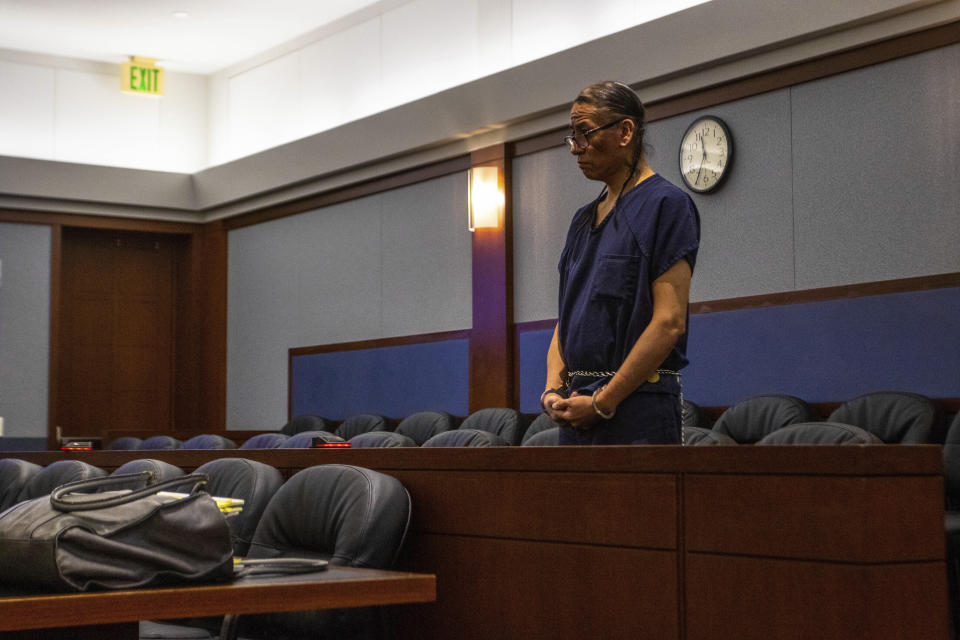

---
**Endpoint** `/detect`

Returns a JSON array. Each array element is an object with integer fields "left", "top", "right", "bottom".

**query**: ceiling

[{"left": 0, "top": 0, "right": 386, "bottom": 74}]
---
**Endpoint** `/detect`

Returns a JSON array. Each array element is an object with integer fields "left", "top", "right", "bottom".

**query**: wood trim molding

[
  {"left": 469, "top": 144, "right": 515, "bottom": 412},
  {"left": 290, "top": 329, "right": 472, "bottom": 358},
  {"left": 689, "top": 273, "right": 960, "bottom": 315},
  {"left": 516, "top": 318, "right": 558, "bottom": 334},
  {"left": 0, "top": 209, "right": 200, "bottom": 234},
  {"left": 513, "top": 18, "right": 960, "bottom": 158}
]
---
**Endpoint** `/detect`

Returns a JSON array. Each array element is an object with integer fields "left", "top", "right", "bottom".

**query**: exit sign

[{"left": 122, "top": 57, "right": 164, "bottom": 96}]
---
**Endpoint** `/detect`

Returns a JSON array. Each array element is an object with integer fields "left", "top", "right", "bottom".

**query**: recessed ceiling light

[{"left": 172, "top": 11, "right": 189, "bottom": 19}]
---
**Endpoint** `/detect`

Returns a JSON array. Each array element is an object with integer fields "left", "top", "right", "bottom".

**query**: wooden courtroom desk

[
  {"left": 0, "top": 566, "right": 435, "bottom": 639},
  {"left": 2, "top": 445, "right": 948, "bottom": 639}
]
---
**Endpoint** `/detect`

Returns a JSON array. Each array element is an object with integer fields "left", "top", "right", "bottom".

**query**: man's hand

[{"left": 550, "top": 392, "right": 601, "bottom": 429}]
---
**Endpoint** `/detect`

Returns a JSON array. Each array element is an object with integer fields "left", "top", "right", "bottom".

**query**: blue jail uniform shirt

[{"left": 557, "top": 173, "right": 700, "bottom": 444}]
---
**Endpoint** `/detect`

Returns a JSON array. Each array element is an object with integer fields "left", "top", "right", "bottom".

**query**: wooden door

[{"left": 57, "top": 228, "right": 176, "bottom": 439}]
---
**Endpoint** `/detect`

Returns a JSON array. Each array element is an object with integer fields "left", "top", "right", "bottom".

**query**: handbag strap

[{"left": 50, "top": 472, "right": 209, "bottom": 512}]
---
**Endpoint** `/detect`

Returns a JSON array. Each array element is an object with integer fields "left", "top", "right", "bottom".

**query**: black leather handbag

[{"left": 0, "top": 471, "right": 235, "bottom": 592}]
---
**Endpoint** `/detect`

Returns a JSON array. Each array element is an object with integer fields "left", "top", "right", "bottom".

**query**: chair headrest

[
  {"left": 279, "top": 430, "right": 345, "bottom": 448},
  {"left": 248, "top": 464, "right": 411, "bottom": 569},
  {"left": 522, "top": 413, "right": 559, "bottom": 444},
  {"left": 0, "top": 459, "right": 43, "bottom": 511},
  {"left": 522, "top": 427, "right": 560, "bottom": 446},
  {"left": 348, "top": 431, "right": 417, "bottom": 448},
  {"left": 194, "top": 458, "right": 285, "bottom": 556},
  {"left": 181, "top": 434, "right": 237, "bottom": 450},
  {"left": 110, "top": 459, "right": 184, "bottom": 486},
  {"left": 828, "top": 391, "right": 938, "bottom": 443},
  {"left": 106, "top": 436, "right": 142, "bottom": 450},
  {"left": 395, "top": 411, "right": 455, "bottom": 445},
  {"left": 337, "top": 414, "right": 389, "bottom": 440},
  {"left": 136, "top": 435, "right": 182, "bottom": 450},
  {"left": 280, "top": 415, "right": 334, "bottom": 436},
  {"left": 683, "top": 426, "right": 736, "bottom": 445},
  {"left": 240, "top": 433, "right": 290, "bottom": 449},
  {"left": 18, "top": 460, "right": 106, "bottom": 502},
  {"left": 460, "top": 408, "right": 524, "bottom": 445},
  {"left": 756, "top": 421, "right": 883, "bottom": 445},
  {"left": 422, "top": 428, "right": 509, "bottom": 447},
  {"left": 712, "top": 394, "right": 814, "bottom": 443}
]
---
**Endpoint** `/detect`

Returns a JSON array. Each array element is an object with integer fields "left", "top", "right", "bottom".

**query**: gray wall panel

[
  {"left": 227, "top": 214, "right": 300, "bottom": 430},
  {"left": 380, "top": 172, "right": 472, "bottom": 337},
  {"left": 646, "top": 90, "right": 796, "bottom": 302},
  {"left": 792, "top": 44, "right": 960, "bottom": 288},
  {"left": 513, "top": 145, "right": 596, "bottom": 323},
  {"left": 295, "top": 196, "right": 383, "bottom": 346},
  {"left": 0, "top": 223, "right": 50, "bottom": 438},
  {"left": 227, "top": 173, "right": 471, "bottom": 430}
]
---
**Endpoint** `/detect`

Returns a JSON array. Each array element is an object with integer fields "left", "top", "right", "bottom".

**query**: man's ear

[{"left": 618, "top": 119, "right": 637, "bottom": 147}]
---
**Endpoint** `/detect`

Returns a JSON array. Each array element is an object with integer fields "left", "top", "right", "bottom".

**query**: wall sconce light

[{"left": 468, "top": 165, "right": 503, "bottom": 232}]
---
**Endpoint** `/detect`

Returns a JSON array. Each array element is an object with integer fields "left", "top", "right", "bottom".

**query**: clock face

[{"left": 679, "top": 116, "right": 732, "bottom": 193}]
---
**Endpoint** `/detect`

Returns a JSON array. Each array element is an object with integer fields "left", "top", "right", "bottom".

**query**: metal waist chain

[{"left": 567, "top": 369, "right": 680, "bottom": 380}]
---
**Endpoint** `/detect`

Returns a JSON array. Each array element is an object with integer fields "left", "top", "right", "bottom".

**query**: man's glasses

[{"left": 563, "top": 119, "right": 624, "bottom": 151}]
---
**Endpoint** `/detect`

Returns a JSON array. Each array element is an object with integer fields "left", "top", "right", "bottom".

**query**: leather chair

[
  {"left": 140, "top": 459, "right": 285, "bottom": 639},
  {"left": 109, "top": 459, "right": 184, "bottom": 490},
  {"left": 756, "top": 422, "right": 882, "bottom": 445},
  {"left": 239, "top": 433, "right": 290, "bottom": 449},
  {"left": 422, "top": 428, "right": 509, "bottom": 447},
  {"left": 523, "top": 413, "right": 560, "bottom": 444},
  {"left": 682, "top": 399, "right": 709, "bottom": 429},
  {"left": 192, "top": 458, "right": 285, "bottom": 556},
  {"left": 522, "top": 427, "right": 560, "bottom": 446},
  {"left": 337, "top": 414, "right": 389, "bottom": 441},
  {"left": 395, "top": 411, "right": 455, "bottom": 446},
  {"left": 16, "top": 460, "right": 106, "bottom": 502},
  {"left": 0, "top": 459, "right": 42, "bottom": 511},
  {"left": 181, "top": 434, "right": 237, "bottom": 450},
  {"left": 221, "top": 464, "right": 412, "bottom": 640},
  {"left": 106, "top": 436, "right": 142, "bottom": 450},
  {"left": 280, "top": 415, "right": 335, "bottom": 436},
  {"left": 279, "top": 430, "right": 345, "bottom": 448},
  {"left": 137, "top": 435, "right": 182, "bottom": 450},
  {"left": 711, "top": 394, "right": 814, "bottom": 443},
  {"left": 349, "top": 431, "right": 417, "bottom": 448},
  {"left": 683, "top": 426, "right": 737, "bottom": 445},
  {"left": 828, "top": 391, "right": 940, "bottom": 443},
  {"left": 459, "top": 408, "right": 525, "bottom": 445}
]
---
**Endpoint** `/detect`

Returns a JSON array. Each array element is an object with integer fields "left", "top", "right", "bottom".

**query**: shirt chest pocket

[{"left": 590, "top": 254, "right": 641, "bottom": 302}]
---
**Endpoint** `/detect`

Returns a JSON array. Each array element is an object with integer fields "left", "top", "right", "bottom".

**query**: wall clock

[{"left": 678, "top": 116, "right": 733, "bottom": 193}]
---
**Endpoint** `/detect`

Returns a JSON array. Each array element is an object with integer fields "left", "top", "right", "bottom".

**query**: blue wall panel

[
  {"left": 516, "top": 288, "right": 960, "bottom": 410},
  {"left": 683, "top": 287, "right": 960, "bottom": 406},
  {"left": 290, "top": 338, "right": 470, "bottom": 419},
  {"left": 518, "top": 328, "right": 554, "bottom": 414}
]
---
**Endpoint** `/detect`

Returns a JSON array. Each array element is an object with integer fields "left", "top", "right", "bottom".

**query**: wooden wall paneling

[
  {"left": 392, "top": 535, "right": 678, "bottom": 640},
  {"left": 3, "top": 438, "right": 947, "bottom": 639},
  {"left": 172, "top": 232, "right": 200, "bottom": 432},
  {"left": 469, "top": 144, "right": 514, "bottom": 412},
  {"left": 684, "top": 473, "right": 946, "bottom": 562},
  {"left": 56, "top": 228, "right": 177, "bottom": 439},
  {"left": 685, "top": 555, "right": 948, "bottom": 640},
  {"left": 198, "top": 220, "right": 228, "bottom": 431},
  {"left": 388, "top": 469, "right": 676, "bottom": 548}
]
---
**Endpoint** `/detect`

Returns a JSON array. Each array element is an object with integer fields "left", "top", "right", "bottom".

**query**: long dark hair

[{"left": 574, "top": 81, "right": 646, "bottom": 198}]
